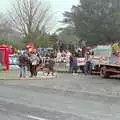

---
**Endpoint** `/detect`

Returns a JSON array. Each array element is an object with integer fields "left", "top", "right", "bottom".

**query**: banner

[{"left": 77, "top": 58, "right": 86, "bottom": 66}]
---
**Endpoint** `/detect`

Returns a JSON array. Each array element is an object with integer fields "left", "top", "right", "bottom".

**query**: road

[{"left": 0, "top": 73, "right": 120, "bottom": 120}]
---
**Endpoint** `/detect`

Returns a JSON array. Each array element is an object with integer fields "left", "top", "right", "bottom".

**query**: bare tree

[
  {"left": 9, "top": 0, "right": 51, "bottom": 42},
  {"left": 0, "top": 14, "right": 13, "bottom": 40}
]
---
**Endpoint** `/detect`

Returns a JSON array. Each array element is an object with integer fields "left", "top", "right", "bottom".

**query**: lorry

[{"left": 91, "top": 45, "right": 120, "bottom": 78}]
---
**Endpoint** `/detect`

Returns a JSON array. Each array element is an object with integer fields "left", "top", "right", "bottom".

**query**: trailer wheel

[{"left": 100, "top": 66, "right": 109, "bottom": 78}]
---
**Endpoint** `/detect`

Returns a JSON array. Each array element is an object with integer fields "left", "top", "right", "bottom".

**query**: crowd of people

[
  {"left": 9, "top": 39, "right": 120, "bottom": 79},
  {"left": 18, "top": 46, "right": 92, "bottom": 79},
  {"left": 18, "top": 49, "right": 56, "bottom": 79},
  {"left": 18, "top": 39, "right": 120, "bottom": 79}
]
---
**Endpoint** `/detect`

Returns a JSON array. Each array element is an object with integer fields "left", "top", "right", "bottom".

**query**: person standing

[
  {"left": 81, "top": 40, "right": 87, "bottom": 57},
  {"left": 19, "top": 52, "right": 29, "bottom": 79},
  {"left": 84, "top": 49, "right": 93, "bottom": 75},
  {"left": 45, "top": 55, "right": 50, "bottom": 68},
  {"left": 47, "top": 55, "right": 56, "bottom": 76},
  {"left": 72, "top": 54, "right": 78, "bottom": 74},
  {"left": 77, "top": 49, "right": 82, "bottom": 58},
  {"left": 56, "top": 50, "right": 62, "bottom": 63},
  {"left": 29, "top": 51, "right": 39, "bottom": 78},
  {"left": 69, "top": 54, "right": 73, "bottom": 73}
]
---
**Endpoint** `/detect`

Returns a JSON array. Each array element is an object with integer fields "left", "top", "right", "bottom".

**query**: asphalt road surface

[{"left": 0, "top": 73, "right": 120, "bottom": 120}]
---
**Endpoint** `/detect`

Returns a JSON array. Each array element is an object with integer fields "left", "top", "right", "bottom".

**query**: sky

[
  {"left": 49, "top": 0, "right": 79, "bottom": 32},
  {"left": 0, "top": 0, "right": 79, "bottom": 32}
]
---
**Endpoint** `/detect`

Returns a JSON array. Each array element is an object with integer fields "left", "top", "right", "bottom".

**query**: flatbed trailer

[{"left": 99, "top": 63, "right": 120, "bottom": 78}]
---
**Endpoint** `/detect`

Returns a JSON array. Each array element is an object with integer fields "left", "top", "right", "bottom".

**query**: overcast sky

[{"left": 0, "top": 0, "right": 79, "bottom": 32}]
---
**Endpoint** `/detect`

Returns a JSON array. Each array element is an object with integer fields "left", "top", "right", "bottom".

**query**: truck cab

[{"left": 91, "top": 45, "right": 112, "bottom": 73}]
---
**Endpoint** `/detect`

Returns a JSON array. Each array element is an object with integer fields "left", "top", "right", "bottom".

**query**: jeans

[
  {"left": 20, "top": 65, "right": 27, "bottom": 77},
  {"left": 69, "top": 64, "right": 73, "bottom": 73},
  {"left": 84, "top": 61, "right": 92, "bottom": 75},
  {"left": 72, "top": 66, "right": 78, "bottom": 73},
  {"left": 30, "top": 64, "right": 37, "bottom": 77}
]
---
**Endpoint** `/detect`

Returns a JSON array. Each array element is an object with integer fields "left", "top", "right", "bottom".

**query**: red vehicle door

[{"left": 0, "top": 45, "right": 9, "bottom": 71}]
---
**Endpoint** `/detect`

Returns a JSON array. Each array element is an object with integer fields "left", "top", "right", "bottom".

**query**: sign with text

[{"left": 77, "top": 58, "right": 86, "bottom": 66}]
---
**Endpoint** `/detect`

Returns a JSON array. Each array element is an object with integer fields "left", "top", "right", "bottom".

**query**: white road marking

[
  {"left": 27, "top": 115, "right": 48, "bottom": 120},
  {"left": 0, "top": 107, "right": 48, "bottom": 120},
  {"left": 0, "top": 108, "right": 8, "bottom": 112}
]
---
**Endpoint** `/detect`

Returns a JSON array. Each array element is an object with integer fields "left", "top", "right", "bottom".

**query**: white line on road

[{"left": 27, "top": 115, "right": 48, "bottom": 120}]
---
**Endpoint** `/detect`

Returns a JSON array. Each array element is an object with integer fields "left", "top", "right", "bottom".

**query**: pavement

[
  {"left": 0, "top": 71, "right": 57, "bottom": 80},
  {"left": 0, "top": 63, "right": 68, "bottom": 80},
  {"left": 0, "top": 73, "right": 120, "bottom": 119},
  {"left": 0, "top": 71, "right": 20, "bottom": 80}
]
